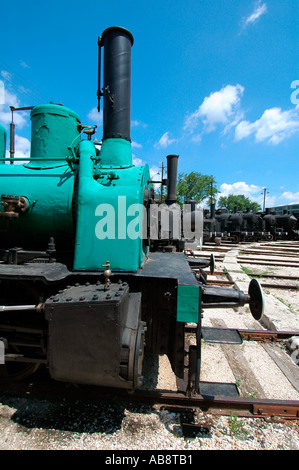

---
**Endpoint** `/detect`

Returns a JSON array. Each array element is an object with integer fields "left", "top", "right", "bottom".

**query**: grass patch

[{"left": 227, "top": 413, "right": 249, "bottom": 440}]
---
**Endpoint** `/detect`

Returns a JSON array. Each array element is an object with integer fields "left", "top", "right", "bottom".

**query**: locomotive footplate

[
  {"left": 44, "top": 281, "right": 146, "bottom": 390},
  {"left": 201, "top": 327, "right": 243, "bottom": 344},
  {"left": 199, "top": 381, "right": 239, "bottom": 398}
]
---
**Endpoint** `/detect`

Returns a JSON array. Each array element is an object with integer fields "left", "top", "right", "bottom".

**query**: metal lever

[{"left": 102, "top": 260, "right": 111, "bottom": 290}]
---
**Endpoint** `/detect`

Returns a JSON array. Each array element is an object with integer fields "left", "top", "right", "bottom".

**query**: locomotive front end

[{"left": 0, "top": 26, "right": 264, "bottom": 396}]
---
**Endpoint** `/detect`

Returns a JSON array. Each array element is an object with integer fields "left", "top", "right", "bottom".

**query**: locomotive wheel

[
  {"left": 0, "top": 362, "right": 39, "bottom": 382},
  {"left": 133, "top": 321, "right": 147, "bottom": 389},
  {"left": 230, "top": 235, "right": 239, "bottom": 243}
]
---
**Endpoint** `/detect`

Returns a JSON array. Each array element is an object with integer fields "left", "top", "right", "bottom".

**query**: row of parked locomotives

[
  {"left": 0, "top": 27, "right": 264, "bottom": 396},
  {"left": 204, "top": 204, "right": 299, "bottom": 243}
]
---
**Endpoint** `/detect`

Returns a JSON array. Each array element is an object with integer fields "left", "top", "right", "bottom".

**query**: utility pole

[
  {"left": 210, "top": 177, "right": 214, "bottom": 210},
  {"left": 261, "top": 188, "right": 269, "bottom": 212},
  {"left": 160, "top": 161, "right": 164, "bottom": 203}
]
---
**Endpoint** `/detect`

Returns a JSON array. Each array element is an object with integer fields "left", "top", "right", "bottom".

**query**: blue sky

[{"left": 0, "top": 0, "right": 298, "bottom": 209}]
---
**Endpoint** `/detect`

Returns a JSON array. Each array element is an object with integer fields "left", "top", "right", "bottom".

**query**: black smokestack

[
  {"left": 98, "top": 27, "right": 134, "bottom": 142},
  {"left": 166, "top": 154, "right": 179, "bottom": 204},
  {"left": 210, "top": 203, "right": 215, "bottom": 219}
]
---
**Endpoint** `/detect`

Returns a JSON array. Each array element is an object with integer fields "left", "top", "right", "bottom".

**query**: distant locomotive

[
  {"left": 204, "top": 204, "right": 299, "bottom": 243},
  {"left": 0, "top": 27, "right": 263, "bottom": 395}
]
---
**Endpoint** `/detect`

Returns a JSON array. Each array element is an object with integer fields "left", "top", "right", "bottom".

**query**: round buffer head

[
  {"left": 248, "top": 278, "right": 264, "bottom": 321},
  {"left": 209, "top": 253, "right": 215, "bottom": 275}
]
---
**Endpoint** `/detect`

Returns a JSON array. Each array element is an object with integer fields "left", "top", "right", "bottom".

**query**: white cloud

[
  {"left": 183, "top": 83, "right": 299, "bottom": 146},
  {"left": 235, "top": 106, "right": 299, "bottom": 144},
  {"left": 132, "top": 141, "right": 142, "bottom": 149},
  {"left": 184, "top": 84, "right": 244, "bottom": 139},
  {"left": 0, "top": 81, "right": 4, "bottom": 105},
  {"left": 5, "top": 134, "right": 30, "bottom": 164},
  {"left": 131, "top": 119, "right": 147, "bottom": 128},
  {"left": 279, "top": 191, "right": 299, "bottom": 204},
  {"left": 1, "top": 70, "right": 12, "bottom": 82},
  {"left": 87, "top": 107, "right": 103, "bottom": 126},
  {"left": 217, "top": 183, "right": 299, "bottom": 209},
  {"left": 242, "top": 1, "right": 267, "bottom": 29},
  {"left": 15, "top": 134, "right": 30, "bottom": 155},
  {"left": 219, "top": 181, "right": 262, "bottom": 198},
  {"left": 154, "top": 131, "right": 177, "bottom": 149},
  {"left": 132, "top": 156, "right": 145, "bottom": 166},
  {"left": 0, "top": 87, "right": 28, "bottom": 128},
  {"left": 218, "top": 181, "right": 277, "bottom": 208},
  {"left": 19, "top": 60, "right": 30, "bottom": 69}
]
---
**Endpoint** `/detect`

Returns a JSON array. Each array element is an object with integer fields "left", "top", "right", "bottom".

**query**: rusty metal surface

[
  {"left": 132, "top": 390, "right": 299, "bottom": 420},
  {"left": 186, "top": 325, "right": 299, "bottom": 341}
]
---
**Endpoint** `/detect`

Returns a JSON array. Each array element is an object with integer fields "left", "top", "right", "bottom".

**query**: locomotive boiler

[{"left": 0, "top": 27, "right": 264, "bottom": 394}]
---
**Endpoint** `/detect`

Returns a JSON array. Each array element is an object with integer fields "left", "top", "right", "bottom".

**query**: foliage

[
  {"left": 176, "top": 172, "right": 219, "bottom": 206},
  {"left": 228, "top": 413, "right": 249, "bottom": 440},
  {"left": 218, "top": 194, "right": 261, "bottom": 212}
]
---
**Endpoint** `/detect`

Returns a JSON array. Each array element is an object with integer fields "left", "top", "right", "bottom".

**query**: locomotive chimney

[
  {"left": 210, "top": 203, "right": 215, "bottom": 219},
  {"left": 166, "top": 154, "right": 179, "bottom": 205},
  {"left": 98, "top": 26, "right": 134, "bottom": 142}
]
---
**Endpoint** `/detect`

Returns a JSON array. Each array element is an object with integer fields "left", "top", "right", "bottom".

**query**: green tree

[
  {"left": 218, "top": 194, "right": 261, "bottom": 212},
  {"left": 176, "top": 172, "right": 218, "bottom": 206}
]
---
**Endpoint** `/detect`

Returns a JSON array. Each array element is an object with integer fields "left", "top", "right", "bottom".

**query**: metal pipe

[
  {"left": 100, "top": 26, "right": 134, "bottom": 142},
  {"left": 0, "top": 305, "right": 36, "bottom": 312},
  {"left": 0, "top": 157, "right": 71, "bottom": 161},
  {"left": 210, "top": 203, "right": 215, "bottom": 219},
  {"left": 166, "top": 154, "right": 179, "bottom": 204},
  {"left": 97, "top": 36, "right": 103, "bottom": 112},
  {"left": 9, "top": 121, "right": 15, "bottom": 164}
]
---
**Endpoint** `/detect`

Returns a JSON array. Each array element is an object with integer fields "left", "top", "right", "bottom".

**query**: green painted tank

[
  {"left": 0, "top": 123, "right": 6, "bottom": 163},
  {"left": 0, "top": 163, "right": 77, "bottom": 249},
  {"left": 29, "top": 103, "right": 81, "bottom": 168},
  {"left": 0, "top": 104, "right": 80, "bottom": 249},
  {"left": 73, "top": 139, "right": 151, "bottom": 272}
]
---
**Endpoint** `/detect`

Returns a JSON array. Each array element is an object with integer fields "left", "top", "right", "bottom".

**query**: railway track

[
  {"left": 0, "top": 326, "right": 298, "bottom": 428},
  {"left": 181, "top": 240, "right": 299, "bottom": 430}
]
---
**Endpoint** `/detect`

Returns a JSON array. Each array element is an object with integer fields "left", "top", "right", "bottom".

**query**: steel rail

[
  {"left": 130, "top": 389, "right": 299, "bottom": 420},
  {"left": 245, "top": 273, "right": 299, "bottom": 280},
  {"left": 241, "top": 250, "right": 299, "bottom": 258},
  {"left": 259, "top": 283, "right": 299, "bottom": 290},
  {"left": 238, "top": 256, "right": 299, "bottom": 263},
  {"left": 238, "top": 260, "right": 299, "bottom": 268},
  {"left": 206, "top": 280, "right": 299, "bottom": 290},
  {"left": 186, "top": 325, "right": 299, "bottom": 341}
]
